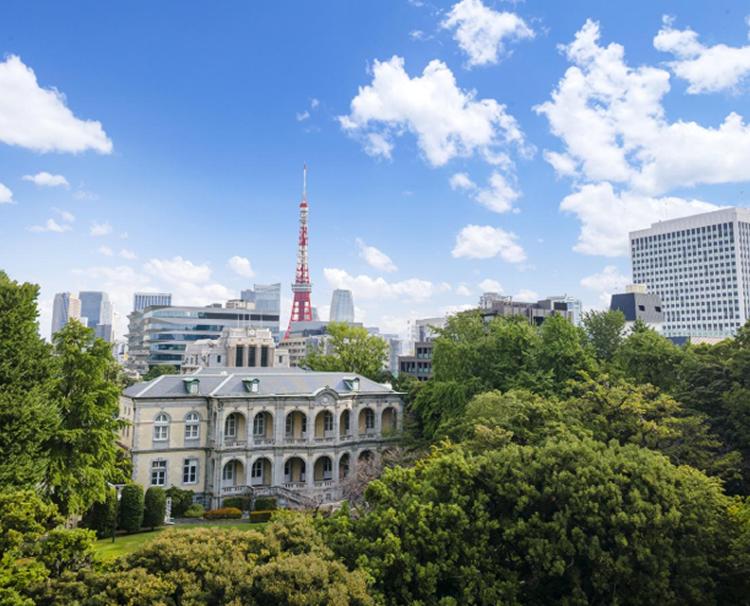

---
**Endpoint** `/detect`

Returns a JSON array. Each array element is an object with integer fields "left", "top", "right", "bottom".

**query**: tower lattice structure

[{"left": 285, "top": 165, "right": 313, "bottom": 339}]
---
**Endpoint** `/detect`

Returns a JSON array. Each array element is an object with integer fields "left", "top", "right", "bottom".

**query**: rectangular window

[
  {"left": 253, "top": 414, "right": 265, "bottom": 436},
  {"left": 248, "top": 347, "right": 256, "bottom": 367},
  {"left": 235, "top": 345, "right": 245, "bottom": 367},
  {"left": 183, "top": 459, "right": 198, "bottom": 484},
  {"left": 151, "top": 460, "right": 167, "bottom": 486},
  {"left": 324, "top": 413, "right": 333, "bottom": 432},
  {"left": 261, "top": 346, "right": 269, "bottom": 367}
]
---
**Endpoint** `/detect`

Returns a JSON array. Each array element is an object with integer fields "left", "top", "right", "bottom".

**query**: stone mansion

[{"left": 120, "top": 368, "right": 403, "bottom": 507}]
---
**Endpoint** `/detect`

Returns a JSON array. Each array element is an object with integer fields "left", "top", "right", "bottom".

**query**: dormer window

[
  {"left": 243, "top": 378, "right": 260, "bottom": 393},
  {"left": 344, "top": 377, "right": 360, "bottom": 392},
  {"left": 182, "top": 378, "right": 200, "bottom": 394}
]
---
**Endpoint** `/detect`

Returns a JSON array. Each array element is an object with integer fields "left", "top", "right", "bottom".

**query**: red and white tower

[{"left": 285, "top": 165, "right": 313, "bottom": 339}]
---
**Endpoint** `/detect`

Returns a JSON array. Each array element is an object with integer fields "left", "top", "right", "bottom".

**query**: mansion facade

[{"left": 120, "top": 368, "right": 403, "bottom": 507}]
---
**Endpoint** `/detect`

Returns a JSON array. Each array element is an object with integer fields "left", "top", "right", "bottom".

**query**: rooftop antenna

[{"left": 303, "top": 163, "right": 307, "bottom": 200}]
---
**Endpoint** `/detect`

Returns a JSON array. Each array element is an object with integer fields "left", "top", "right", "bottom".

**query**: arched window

[
  {"left": 364, "top": 409, "right": 375, "bottom": 430},
  {"left": 185, "top": 412, "right": 200, "bottom": 440},
  {"left": 321, "top": 457, "right": 332, "bottom": 479},
  {"left": 251, "top": 459, "right": 265, "bottom": 480},
  {"left": 253, "top": 413, "right": 265, "bottom": 436},
  {"left": 323, "top": 411, "right": 333, "bottom": 432},
  {"left": 225, "top": 414, "right": 237, "bottom": 437},
  {"left": 154, "top": 413, "right": 169, "bottom": 441}
]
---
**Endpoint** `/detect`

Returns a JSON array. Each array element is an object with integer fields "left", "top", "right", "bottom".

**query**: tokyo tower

[{"left": 284, "top": 165, "right": 313, "bottom": 339}]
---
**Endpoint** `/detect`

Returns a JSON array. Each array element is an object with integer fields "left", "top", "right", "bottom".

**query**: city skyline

[{"left": 3, "top": 1, "right": 750, "bottom": 340}]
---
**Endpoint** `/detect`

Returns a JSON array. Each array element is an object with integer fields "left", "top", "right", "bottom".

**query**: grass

[{"left": 94, "top": 521, "right": 267, "bottom": 560}]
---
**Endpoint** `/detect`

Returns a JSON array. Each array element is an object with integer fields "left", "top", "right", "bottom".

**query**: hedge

[
  {"left": 203, "top": 507, "right": 243, "bottom": 520},
  {"left": 119, "top": 484, "right": 144, "bottom": 533},
  {"left": 165, "top": 487, "right": 194, "bottom": 517},
  {"left": 183, "top": 504, "right": 205, "bottom": 518},
  {"left": 222, "top": 496, "right": 252, "bottom": 511},
  {"left": 81, "top": 486, "right": 117, "bottom": 538},
  {"left": 249, "top": 510, "right": 274, "bottom": 523},
  {"left": 144, "top": 487, "right": 166, "bottom": 529},
  {"left": 253, "top": 496, "right": 277, "bottom": 511}
]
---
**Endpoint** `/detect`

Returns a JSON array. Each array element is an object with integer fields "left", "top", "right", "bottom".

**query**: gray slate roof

[{"left": 123, "top": 367, "right": 395, "bottom": 399}]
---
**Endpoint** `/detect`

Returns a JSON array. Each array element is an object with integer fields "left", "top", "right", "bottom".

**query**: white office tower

[
  {"left": 51, "top": 292, "right": 81, "bottom": 336},
  {"left": 630, "top": 207, "right": 750, "bottom": 339},
  {"left": 329, "top": 289, "right": 355, "bottom": 323}
]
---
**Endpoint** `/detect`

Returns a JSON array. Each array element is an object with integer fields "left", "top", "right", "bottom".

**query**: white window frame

[
  {"left": 151, "top": 459, "right": 167, "bottom": 486},
  {"left": 225, "top": 414, "right": 237, "bottom": 437},
  {"left": 185, "top": 412, "right": 200, "bottom": 440},
  {"left": 253, "top": 413, "right": 265, "bottom": 437},
  {"left": 251, "top": 459, "right": 265, "bottom": 481},
  {"left": 323, "top": 411, "right": 333, "bottom": 432},
  {"left": 154, "top": 413, "right": 169, "bottom": 441},
  {"left": 183, "top": 458, "right": 198, "bottom": 484},
  {"left": 222, "top": 461, "right": 235, "bottom": 481},
  {"left": 365, "top": 409, "right": 375, "bottom": 430}
]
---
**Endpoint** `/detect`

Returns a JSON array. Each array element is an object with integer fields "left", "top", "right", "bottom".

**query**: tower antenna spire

[
  {"left": 284, "top": 165, "right": 313, "bottom": 340},
  {"left": 303, "top": 163, "right": 307, "bottom": 199}
]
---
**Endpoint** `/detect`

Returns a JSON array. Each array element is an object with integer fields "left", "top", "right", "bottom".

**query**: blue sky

[{"left": 2, "top": 0, "right": 750, "bottom": 339}]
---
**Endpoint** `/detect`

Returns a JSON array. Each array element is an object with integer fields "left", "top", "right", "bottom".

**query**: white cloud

[
  {"left": 119, "top": 249, "right": 137, "bottom": 260},
  {"left": 73, "top": 189, "right": 98, "bottom": 201},
  {"left": 228, "top": 255, "right": 256, "bottom": 278},
  {"left": 479, "top": 278, "right": 502, "bottom": 292},
  {"left": 98, "top": 245, "right": 113, "bottom": 256},
  {"left": 442, "top": 0, "right": 534, "bottom": 67},
  {"left": 456, "top": 284, "right": 472, "bottom": 296},
  {"left": 53, "top": 208, "right": 75, "bottom": 223},
  {"left": 536, "top": 19, "right": 750, "bottom": 195},
  {"left": 0, "top": 55, "right": 112, "bottom": 154},
  {"left": 89, "top": 221, "right": 112, "bottom": 237},
  {"left": 410, "top": 30, "right": 427, "bottom": 41},
  {"left": 339, "top": 55, "right": 524, "bottom": 167},
  {"left": 514, "top": 288, "right": 539, "bottom": 301},
  {"left": 22, "top": 171, "right": 69, "bottom": 188},
  {"left": 28, "top": 218, "right": 71, "bottom": 233},
  {"left": 450, "top": 170, "right": 519, "bottom": 213},
  {"left": 296, "top": 110, "right": 310, "bottom": 122},
  {"left": 654, "top": 16, "right": 750, "bottom": 94},
  {"left": 0, "top": 182, "right": 14, "bottom": 204},
  {"left": 356, "top": 238, "right": 397, "bottom": 272},
  {"left": 310, "top": 98, "right": 320, "bottom": 109},
  {"left": 452, "top": 224, "right": 526, "bottom": 262},
  {"left": 324, "top": 268, "right": 436, "bottom": 302},
  {"left": 143, "top": 256, "right": 234, "bottom": 306},
  {"left": 581, "top": 265, "right": 629, "bottom": 307},
  {"left": 560, "top": 182, "right": 718, "bottom": 256}
]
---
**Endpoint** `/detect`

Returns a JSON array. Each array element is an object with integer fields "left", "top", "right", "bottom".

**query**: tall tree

[
  {"left": 536, "top": 313, "right": 596, "bottom": 386},
  {"left": 42, "top": 320, "right": 123, "bottom": 516},
  {"left": 302, "top": 322, "right": 387, "bottom": 381},
  {"left": 615, "top": 323, "right": 684, "bottom": 391},
  {"left": 0, "top": 271, "right": 57, "bottom": 488},
  {"left": 582, "top": 309, "right": 626, "bottom": 362}
]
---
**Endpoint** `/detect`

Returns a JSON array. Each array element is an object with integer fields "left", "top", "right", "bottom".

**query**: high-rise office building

[
  {"left": 329, "top": 289, "right": 355, "bottom": 323},
  {"left": 79, "top": 291, "right": 114, "bottom": 343},
  {"left": 51, "top": 292, "right": 81, "bottom": 336},
  {"left": 133, "top": 292, "right": 172, "bottom": 312},
  {"left": 630, "top": 207, "right": 750, "bottom": 339},
  {"left": 241, "top": 284, "right": 281, "bottom": 337}
]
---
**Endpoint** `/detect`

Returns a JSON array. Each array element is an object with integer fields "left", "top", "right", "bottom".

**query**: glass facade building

[{"left": 329, "top": 289, "right": 355, "bottom": 323}]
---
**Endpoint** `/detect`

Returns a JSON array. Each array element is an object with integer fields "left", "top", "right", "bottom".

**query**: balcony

[
  {"left": 223, "top": 438, "right": 247, "bottom": 448},
  {"left": 252, "top": 436, "right": 275, "bottom": 446},
  {"left": 314, "top": 432, "right": 335, "bottom": 444},
  {"left": 285, "top": 433, "right": 308, "bottom": 445},
  {"left": 283, "top": 481, "right": 306, "bottom": 490},
  {"left": 314, "top": 480, "right": 335, "bottom": 488},
  {"left": 338, "top": 433, "right": 353, "bottom": 443},
  {"left": 222, "top": 484, "right": 248, "bottom": 495}
]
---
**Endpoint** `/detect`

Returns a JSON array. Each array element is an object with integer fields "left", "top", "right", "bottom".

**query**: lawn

[{"left": 94, "top": 521, "right": 267, "bottom": 560}]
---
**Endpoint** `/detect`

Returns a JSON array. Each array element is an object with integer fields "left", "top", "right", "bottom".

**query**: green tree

[
  {"left": 0, "top": 272, "right": 57, "bottom": 488},
  {"left": 42, "top": 320, "right": 123, "bottom": 516},
  {"left": 615, "top": 322, "right": 684, "bottom": 391},
  {"left": 322, "top": 439, "right": 749, "bottom": 605},
  {"left": 142, "top": 364, "right": 179, "bottom": 381},
  {"left": 536, "top": 313, "right": 596, "bottom": 386},
  {"left": 302, "top": 322, "right": 387, "bottom": 381},
  {"left": 143, "top": 487, "right": 166, "bottom": 530},
  {"left": 119, "top": 484, "right": 144, "bottom": 533},
  {"left": 582, "top": 309, "right": 626, "bottom": 362},
  {"left": 80, "top": 486, "right": 117, "bottom": 539}
]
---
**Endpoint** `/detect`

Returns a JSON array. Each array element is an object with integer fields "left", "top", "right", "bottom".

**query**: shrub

[
  {"left": 143, "top": 487, "right": 166, "bottom": 529},
  {"left": 222, "top": 496, "right": 252, "bottom": 511},
  {"left": 203, "top": 507, "right": 242, "bottom": 520},
  {"left": 165, "top": 486, "right": 194, "bottom": 517},
  {"left": 183, "top": 504, "right": 205, "bottom": 518},
  {"left": 81, "top": 486, "right": 117, "bottom": 538},
  {"left": 249, "top": 510, "right": 274, "bottom": 523},
  {"left": 118, "top": 484, "right": 144, "bottom": 533},
  {"left": 253, "top": 496, "right": 278, "bottom": 511}
]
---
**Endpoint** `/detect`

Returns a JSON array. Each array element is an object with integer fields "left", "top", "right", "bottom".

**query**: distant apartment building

[
  {"left": 479, "top": 293, "right": 577, "bottom": 325},
  {"left": 51, "top": 292, "right": 81, "bottom": 336},
  {"left": 329, "top": 289, "right": 355, "bottom": 323},
  {"left": 241, "top": 284, "right": 281, "bottom": 338},
  {"left": 542, "top": 295, "right": 583, "bottom": 325},
  {"left": 80, "top": 291, "right": 114, "bottom": 342},
  {"left": 134, "top": 292, "right": 172, "bottom": 313},
  {"left": 125, "top": 301, "right": 280, "bottom": 374},
  {"left": 398, "top": 316, "right": 448, "bottom": 381},
  {"left": 182, "top": 327, "right": 289, "bottom": 373},
  {"left": 630, "top": 207, "right": 750, "bottom": 338},
  {"left": 610, "top": 284, "right": 665, "bottom": 333}
]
